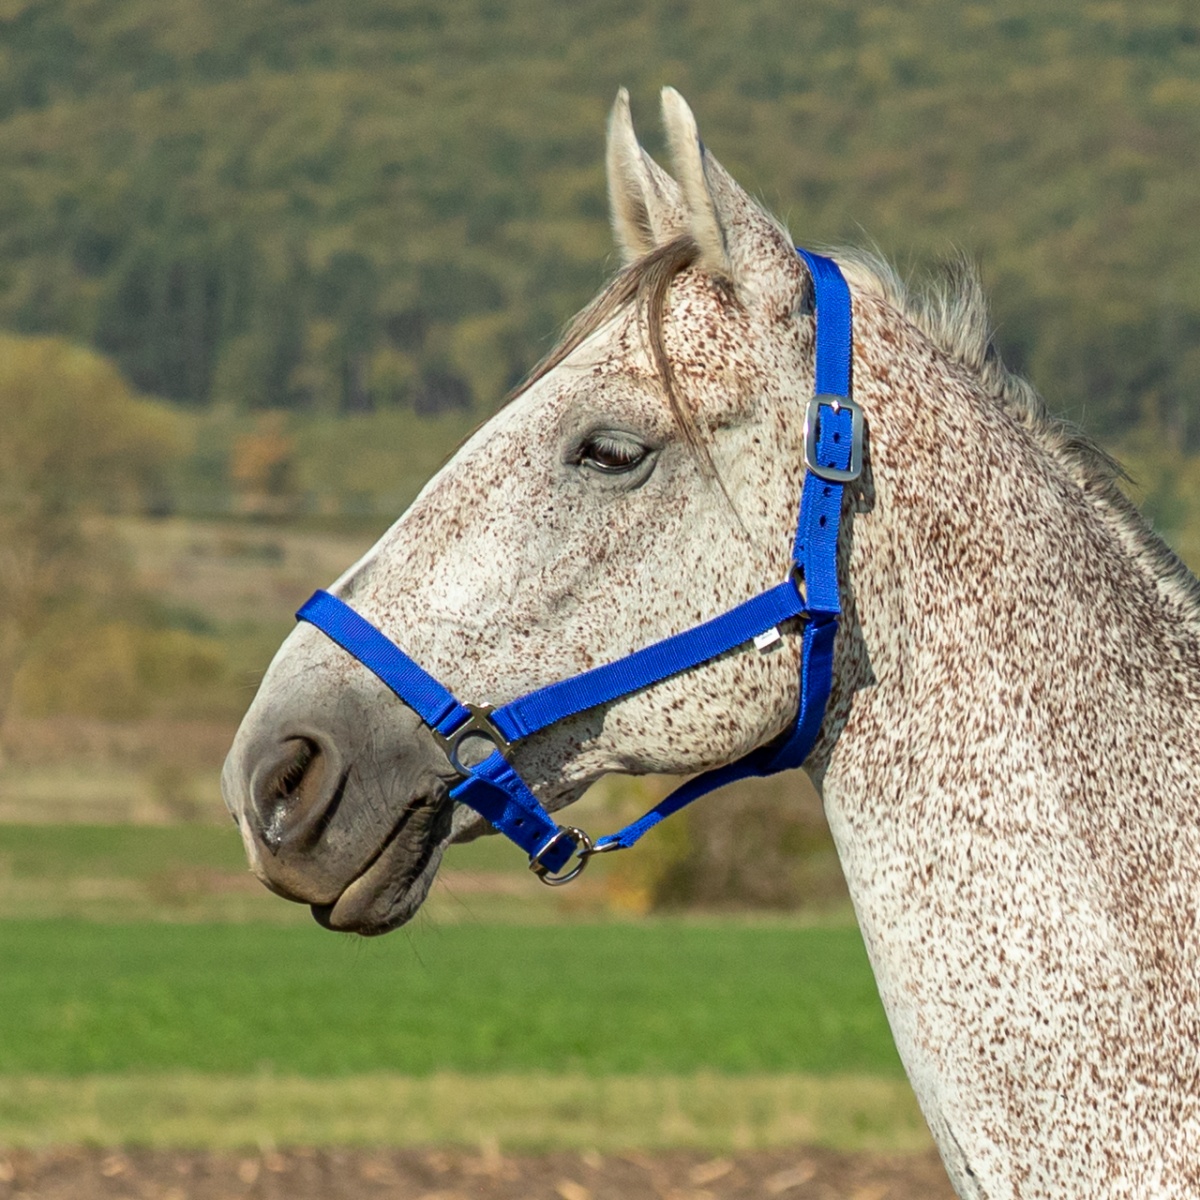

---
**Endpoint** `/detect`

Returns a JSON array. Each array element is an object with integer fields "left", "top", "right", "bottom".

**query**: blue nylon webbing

[
  {"left": 296, "top": 591, "right": 470, "bottom": 733},
  {"left": 793, "top": 403, "right": 852, "bottom": 615},
  {"left": 590, "top": 249, "right": 853, "bottom": 851},
  {"left": 295, "top": 247, "right": 855, "bottom": 877},
  {"left": 490, "top": 578, "right": 804, "bottom": 741},
  {"left": 797, "top": 249, "right": 852, "bottom": 396},
  {"left": 449, "top": 751, "right": 574, "bottom": 871},
  {"left": 592, "top": 621, "right": 841, "bottom": 850},
  {"left": 297, "top": 577, "right": 804, "bottom": 871},
  {"left": 793, "top": 249, "right": 853, "bottom": 617}
]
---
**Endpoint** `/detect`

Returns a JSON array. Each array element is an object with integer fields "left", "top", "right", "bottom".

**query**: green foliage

[
  {"left": 0, "top": 333, "right": 186, "bottom": 724},
  {"left": 0, "top": 920, "right": 901, "bottom": 1077},
  {"left": 0, "top": 0, "right": 1196, "bottom": 444},
  {"left": 654, "top": 777, "right": 846, "bottom": 913},
  {"left": 13, "top": 616, "right": 224, "bottom": 720},
  {"left": 0, "top": 823, "right": 246, "bottom": 882},
  {"left": 0, "top": 333, "right": 180, "bottom": 517},
  {"left": 289, "top": 408, "right": 481, "bottom": 514},
  {"left": 158, "top": 406, "right": 482, "bottom": 518}
]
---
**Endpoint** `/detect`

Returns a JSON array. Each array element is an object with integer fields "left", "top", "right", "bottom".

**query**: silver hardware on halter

[
  {"left": 437, "top": 703, "right": 512, "bottom": 777},
  {"left": 529, "top": 825, "right": 595, "bottom": 886},
  {"left": 803, "top": 393, "right": 864, "bottom": 484}
]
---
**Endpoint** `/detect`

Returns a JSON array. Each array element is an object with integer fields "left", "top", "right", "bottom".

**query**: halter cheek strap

[{"left": 296, "top": 248, "right": 860, "bottom": 883}]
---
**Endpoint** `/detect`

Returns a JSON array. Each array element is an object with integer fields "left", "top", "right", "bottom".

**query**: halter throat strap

[{"left": 296, "top": 248, "right": 858, "bottom": 883}]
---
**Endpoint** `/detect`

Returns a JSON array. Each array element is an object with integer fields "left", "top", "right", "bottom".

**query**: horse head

[{"left": 221, "top": 89, "right": 845, "bottom": 934}]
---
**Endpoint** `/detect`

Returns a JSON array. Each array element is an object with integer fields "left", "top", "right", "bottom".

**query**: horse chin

[{"left": 309, "top": 795, "right": 454, "bottom": 936}]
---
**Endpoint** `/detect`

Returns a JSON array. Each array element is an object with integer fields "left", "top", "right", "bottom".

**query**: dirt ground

[{"left": 0, "top": 1146, "right": 956, "bottom": 1200}]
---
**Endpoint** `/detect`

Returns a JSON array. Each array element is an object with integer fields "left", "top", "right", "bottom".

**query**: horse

[{"left": 222, "top": 88, "right": 1200, "bottom": 1198}]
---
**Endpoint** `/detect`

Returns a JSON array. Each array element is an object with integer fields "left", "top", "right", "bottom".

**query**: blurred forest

[
  {"left": 0, "top": 0, "right": 1198, "bottom": 906},
  {"left": 0, "top": 0, "right": 1198, "bottom": 448}
]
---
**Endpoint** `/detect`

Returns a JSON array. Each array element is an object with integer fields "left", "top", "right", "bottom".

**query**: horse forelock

[{"left": 512, "top": 234, "right": 712, "bottom": 465}]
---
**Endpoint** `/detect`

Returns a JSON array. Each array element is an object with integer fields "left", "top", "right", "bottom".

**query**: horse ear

[
  {"left": 606, "top": 88, "right": 688, "bottom": 264},
  {"left": 660, "top": 87, "right": 795, "bottom": 296}
]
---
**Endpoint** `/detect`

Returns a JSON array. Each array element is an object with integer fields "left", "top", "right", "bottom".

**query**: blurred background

[{"left": 0, "top": 0, "right": 1197, "bottom": 1194}]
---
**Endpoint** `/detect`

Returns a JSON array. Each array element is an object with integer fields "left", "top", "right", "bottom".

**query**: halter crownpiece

[{"left": 296, "top": 248, "right": 860, "bottom": 884}]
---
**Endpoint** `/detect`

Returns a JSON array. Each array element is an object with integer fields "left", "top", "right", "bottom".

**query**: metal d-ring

[
  {"left": 441, "top": 704, "right": 512, "bottom": 777},
  {"left": 529, "top": 826, "right": 595, "bottom": 886}
]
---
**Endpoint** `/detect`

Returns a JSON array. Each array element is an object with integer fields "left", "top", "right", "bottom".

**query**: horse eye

[{"left": 577, "top": 434, "right": 649, "bottom": 474}]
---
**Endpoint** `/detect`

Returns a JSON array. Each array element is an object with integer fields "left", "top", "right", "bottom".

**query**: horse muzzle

[{"left": 221, "top": 635, "right": 460, "bottom": 934}]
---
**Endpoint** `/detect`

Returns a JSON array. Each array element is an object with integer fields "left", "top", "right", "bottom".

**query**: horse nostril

[
  {"left": 253, "top": 736, "right": 339, "bottom": 854},
  {"left": 274, "top": 737, "right": 319, "bottom": 803}
]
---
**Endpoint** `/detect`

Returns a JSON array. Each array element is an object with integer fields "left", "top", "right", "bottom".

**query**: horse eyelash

[{"left": 576, "top": 434, "right": 648, "bottom": 472}]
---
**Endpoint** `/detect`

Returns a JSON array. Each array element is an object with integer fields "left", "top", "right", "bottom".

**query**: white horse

[{"left": 222, "top": 89, "right": 1200, "bottom": 1198}]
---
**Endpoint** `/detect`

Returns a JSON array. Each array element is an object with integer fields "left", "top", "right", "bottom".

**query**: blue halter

[{"left": 296, "top": 249, "right": 861, "bottom": 883}]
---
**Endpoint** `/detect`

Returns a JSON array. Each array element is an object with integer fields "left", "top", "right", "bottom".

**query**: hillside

[{"left": 0, "top": 0, "right": 1198, "bottom": 446}]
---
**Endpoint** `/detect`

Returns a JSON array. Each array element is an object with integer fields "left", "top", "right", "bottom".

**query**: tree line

[{"left": 0, "top": 0, "right": 1198, "bottom": 447}]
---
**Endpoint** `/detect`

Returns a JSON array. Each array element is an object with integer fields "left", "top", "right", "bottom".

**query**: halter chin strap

[{"left": 296, "top": 248, "right": 860, "bottom": 884}]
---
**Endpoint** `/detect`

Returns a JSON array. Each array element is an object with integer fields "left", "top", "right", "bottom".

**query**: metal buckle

[
  {"left": 803, "top": 393, "right": 864, "bottom": 484},
  {"left": 529, "top": 826, "right": 594, "bottom": 886},
  {"left": 437, "top": 703, "right": 512, "bottom": 777}
]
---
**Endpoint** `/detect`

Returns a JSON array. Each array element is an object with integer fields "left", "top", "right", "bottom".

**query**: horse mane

[
  {"left": 516, "top": 235, "right": 1200, "bottom": 618},
  {"left": 835, "top": 246, "right": 1200, "bottom": 619}
]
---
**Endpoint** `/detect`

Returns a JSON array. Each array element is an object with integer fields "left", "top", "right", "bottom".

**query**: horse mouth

[{"left": 309, "top": 794, "right": 452, "bottom": 936}]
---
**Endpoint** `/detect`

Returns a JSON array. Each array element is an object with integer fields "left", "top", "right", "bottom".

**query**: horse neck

[
  {"left": 814, "top": 296, "right": 1200, "bottom": 1194},
  {"left": 829, "top": 296, "right": 1200, "bottom": 802}
]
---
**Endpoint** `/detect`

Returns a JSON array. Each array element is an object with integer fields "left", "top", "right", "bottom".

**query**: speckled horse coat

[{"left": 222, "top": 90, "right": 1200, "bottom": 1198}]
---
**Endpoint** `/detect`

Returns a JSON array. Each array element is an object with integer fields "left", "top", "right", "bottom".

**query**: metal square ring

[
  {"left": 803, "top": 393, "right": 864, "bottom": 484},
  {"left": 438, "top": 704, "right": 512, "bottom": 776}
]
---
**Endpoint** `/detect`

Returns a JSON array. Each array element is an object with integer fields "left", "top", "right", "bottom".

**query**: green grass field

[
  {"left": 0, "top": 920, "right": 899, "bottom": 1077},
  {"left": 0, "top": 824, "right": 918, "bottom": 1152}
]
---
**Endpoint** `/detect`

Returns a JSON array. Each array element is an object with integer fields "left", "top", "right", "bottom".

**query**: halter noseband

[{"left": 296, "top": 249, "right": 861, "bottom": 884}]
